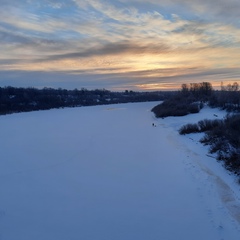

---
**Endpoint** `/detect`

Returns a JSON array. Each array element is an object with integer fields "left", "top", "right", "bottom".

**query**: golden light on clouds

[
  {"left": 0, "top": 0, "right": 240, "bottom": 90},
  {"left": 136, "top": 83, "right": 180, "bottom": 90}
]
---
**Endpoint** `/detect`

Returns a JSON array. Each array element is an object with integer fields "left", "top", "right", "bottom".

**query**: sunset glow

[{"left": 0, "top": 0, "right": 240, "bottom": 90}]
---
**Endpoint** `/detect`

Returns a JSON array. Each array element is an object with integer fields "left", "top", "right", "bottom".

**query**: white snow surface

[{"left": 0, "top": 102, "right": 240, "bottom": 240}]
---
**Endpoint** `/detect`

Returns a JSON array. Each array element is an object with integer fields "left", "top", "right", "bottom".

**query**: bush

[
  {"left": 179, "top": 118, "right": 222, "bottom": 135},
  {"left": 179, "top": 115, "right": 240, "bottom": 175},
  {"left": 179, "top": 123, "right": 199, "bottom": 135},
  {"left": 224, "top": 151, "right": 240, "bottom": 174},
  {"left": 188, "top": 103, "right": 200, "bottom": 114},
  {"left": 152, "top": 94, "right": 200, "bottom": 118},
  {"left": 197, "top": 114, "right": 240, "bottom": 176},
  {"left": 198, "top": 119, "right": 222, "bottom": 132}
]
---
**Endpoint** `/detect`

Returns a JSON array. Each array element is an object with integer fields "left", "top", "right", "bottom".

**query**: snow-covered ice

[{"left": 0, "top": 102, "right": 240, "bottom": 240}]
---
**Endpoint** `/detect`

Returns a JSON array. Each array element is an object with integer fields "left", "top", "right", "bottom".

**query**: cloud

[
  {"left": 42, "top": 41, "right": 171, "bottom": 62},
  {"left": 123, "top": 0, "right": 240, "bottom": 25},
  {"left": 0, "top": 0, "right": 239, "bottom": 90},
  {"left": 1, "top": 66, "right": 239, "bottom": 91},
  {"left": 0, "top": 29, "right": 32, "bottom": 44}
]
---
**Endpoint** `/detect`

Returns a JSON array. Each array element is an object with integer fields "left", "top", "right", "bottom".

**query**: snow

[{"left": 0, "top": 102, "right": 240, "bottom": 240}]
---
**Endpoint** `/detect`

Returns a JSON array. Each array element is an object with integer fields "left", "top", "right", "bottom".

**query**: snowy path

[{"left": 0, "top": 102, "right": 240, "bottom": 239}]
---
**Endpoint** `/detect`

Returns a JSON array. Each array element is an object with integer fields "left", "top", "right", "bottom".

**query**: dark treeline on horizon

[{"left": 0, "top": 86, "right": 174, "bottom": 115}]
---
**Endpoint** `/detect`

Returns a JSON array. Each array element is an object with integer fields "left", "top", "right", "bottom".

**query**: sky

[{"left": 0, "top": 0, "right": 240, "bottom": 91}]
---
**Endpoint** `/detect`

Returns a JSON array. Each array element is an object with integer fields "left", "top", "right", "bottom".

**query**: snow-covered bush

[
  {"left": 198, "top": 119, "right": 222, "bottom": 132},
  {"left": 181, "top": 114, "right": 240, "bottom": 176},
  {"left": 178, "top": 123, "right": 199, "bottom": 134}
]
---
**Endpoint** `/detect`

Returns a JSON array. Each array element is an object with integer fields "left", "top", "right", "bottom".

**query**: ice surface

[{"left": 0, "top": 102, "right": 240, "bottom": 240}]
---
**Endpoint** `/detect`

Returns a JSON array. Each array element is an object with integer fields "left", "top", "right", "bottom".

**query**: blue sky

[{"left": 0, "top": 0, "right": 240, "bottom": 90}]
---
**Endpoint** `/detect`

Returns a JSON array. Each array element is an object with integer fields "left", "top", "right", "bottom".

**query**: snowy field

[{"left": 0, "top": 102, "right": 240, "bottom": 240}]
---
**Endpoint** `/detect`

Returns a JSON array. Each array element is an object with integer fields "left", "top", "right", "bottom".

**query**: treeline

[
  {"left": 209, "top": 82, "right": 240, "bottom": 111},
  {"left": 152, "top": 82, "right": 213, "bottom": 118},
  {"left": 0, "top": 86, "right": 173, "bottom": 115},
  {"left": 179, "top": 115, "right": 240, "bottom": 176},
  {"left": 152, "top": 82, "right": 240, "bottom": 118}
]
